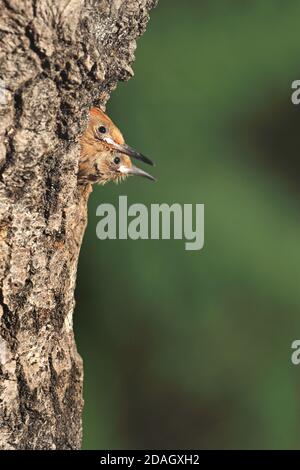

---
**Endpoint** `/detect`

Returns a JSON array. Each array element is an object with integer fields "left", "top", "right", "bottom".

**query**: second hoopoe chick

[{"left": 79, "top": 107, "right": 155, "bottom": 185}]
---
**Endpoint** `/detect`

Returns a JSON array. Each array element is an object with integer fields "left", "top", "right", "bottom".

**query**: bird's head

[
  {"left": 81, "top": 107, "right": 155, "bottom": 184},
  {"left": 88, "top": 149, "right": 156, "bottom": 184}
]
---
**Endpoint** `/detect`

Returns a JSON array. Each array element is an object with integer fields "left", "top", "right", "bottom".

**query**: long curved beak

[
  {"left": 120, "top": 164, "right": 156, "bottom": 182},
  {"left": 105, "top": 139, "right": 154, "bottom": 166},
  {"left": 122, "top": 144, "right": 154, "bottom": 166},
  {"left": 128, "top": 164, "right": 156, "bottom": 181}
]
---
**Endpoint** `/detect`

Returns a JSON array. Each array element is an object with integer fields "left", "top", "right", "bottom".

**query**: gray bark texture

[{"left": 0, "top": 0, "right": 157, "bottom": 450}]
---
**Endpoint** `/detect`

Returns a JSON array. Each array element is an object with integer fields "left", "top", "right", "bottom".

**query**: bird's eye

[
  {"left": 98, "top": 126, "right": 106, "bottom": 134},
  {"left": 114, "top": 157, "right": 120, "bottom": 165}
]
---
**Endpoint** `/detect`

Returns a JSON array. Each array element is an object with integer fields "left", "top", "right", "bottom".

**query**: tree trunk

[{"left": 0, "top": 0, "right": 157, "bottom": 450}]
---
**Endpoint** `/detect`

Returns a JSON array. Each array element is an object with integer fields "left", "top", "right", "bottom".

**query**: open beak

[
  {"left": 120, "top": 164, "right": 156, "bottom": 182},
  {"left": 104, "top": 138, "right": 154, "bottom": 166}
]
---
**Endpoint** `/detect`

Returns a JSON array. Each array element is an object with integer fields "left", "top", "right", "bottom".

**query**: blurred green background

[{"left": 75, "top": 0, "right": 300, "bottom": 449}]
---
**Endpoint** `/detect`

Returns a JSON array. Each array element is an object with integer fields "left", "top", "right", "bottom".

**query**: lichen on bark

[{"left": 0, "top": 0, "right": 158, "bottom": 450}]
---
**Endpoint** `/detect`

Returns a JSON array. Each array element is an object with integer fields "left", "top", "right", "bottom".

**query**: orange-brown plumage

[{"left": 79, "top": 107, "right": 155, "bottom": 185}]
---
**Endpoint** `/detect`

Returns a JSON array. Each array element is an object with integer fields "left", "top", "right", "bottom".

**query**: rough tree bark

[{"left": 0, "top": 0, "right": 157, "bottom": 450}]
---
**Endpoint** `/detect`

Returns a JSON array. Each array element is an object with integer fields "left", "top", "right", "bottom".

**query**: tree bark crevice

[{"left": 0, "top": 0, "right": 158, "bottom": 449}]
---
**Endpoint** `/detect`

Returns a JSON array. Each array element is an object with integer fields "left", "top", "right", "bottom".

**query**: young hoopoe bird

[{"left": 79, "top": 107, "right": 155, "bottom": 185}]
